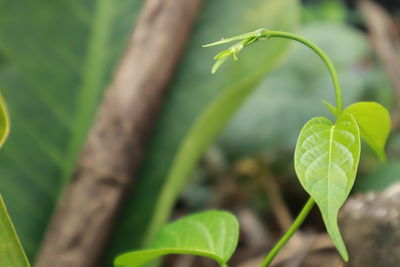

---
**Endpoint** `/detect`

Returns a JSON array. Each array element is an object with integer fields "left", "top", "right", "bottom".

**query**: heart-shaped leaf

[
  {"left": 294, "top": 114, "right": 361, "bottom": 261},
  {"left": 0, "top": 195, "right": 30, "bottom": 267},
  {"left": 343, "top": 102, "right": 390, "bottom": 161},
  {"left": 0, "top": 94, "right": 10, "bottom": 148},
  {"left": 114, "top": 210, "right": 239, "bottom": 267}
]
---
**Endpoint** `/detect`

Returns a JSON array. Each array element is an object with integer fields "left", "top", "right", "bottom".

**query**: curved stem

[
  {"left": 266, "top": 31, "right": 344, "bottom": 115},
  {"left": 261, "top": 197, "right": 315, "bottom": 267}
]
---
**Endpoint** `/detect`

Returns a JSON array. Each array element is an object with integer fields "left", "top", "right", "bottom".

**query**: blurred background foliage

[
  {"left": 0, "top": 0, "right": 399, "bottom": 266},
  {"left": 0, "top": 0, "right": 145, "bottom": 258}
]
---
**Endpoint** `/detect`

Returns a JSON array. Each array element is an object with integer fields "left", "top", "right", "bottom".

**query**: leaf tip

[
  {"left": 211, "top": 56, "right": 229, "bottom": 74},
  {"left": 340, "top": 250, "right": 349, "bottom": 262},
  {"left": 211, "top": 64, "right": 218, "bottom": 74}
]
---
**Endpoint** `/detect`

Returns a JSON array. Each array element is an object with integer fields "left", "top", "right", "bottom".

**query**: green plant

[{"left": 115, "top": 28, "right": 390, "bottom": 266}]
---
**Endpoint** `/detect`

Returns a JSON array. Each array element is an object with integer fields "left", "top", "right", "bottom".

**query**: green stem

[
  {"left": 260, "top": 197, "right": 315, "bottom": 267},
  {"left": 266, "top": 31, "right": 344, "bottom": 115}
]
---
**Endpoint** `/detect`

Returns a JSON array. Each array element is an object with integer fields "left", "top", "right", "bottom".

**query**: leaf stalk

[{"left": 260, "top": 198, "right": 315, "bottom": 266}]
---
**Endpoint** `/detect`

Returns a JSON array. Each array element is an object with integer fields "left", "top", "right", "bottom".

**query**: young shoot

[
  {"left": 205, "top": 28, "right": 391, "bottom": 266},
  {"left": 114, "top": 29, "right": 391, "bottom": 267}
]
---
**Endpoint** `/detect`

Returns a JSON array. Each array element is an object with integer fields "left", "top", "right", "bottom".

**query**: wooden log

[{"left": 34, "top": 0, "right": 203, "bottom": 266}]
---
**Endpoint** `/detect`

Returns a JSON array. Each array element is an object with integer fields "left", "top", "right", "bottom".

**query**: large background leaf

[
  {"left": 115, "top": 211, "right": 239, "bottom": 267},
  {"left": 0, "top": 0, "right": 144, "bottom": 259},
  {"left": 107, "top": 0, "right": 299, "bottom": 259}
]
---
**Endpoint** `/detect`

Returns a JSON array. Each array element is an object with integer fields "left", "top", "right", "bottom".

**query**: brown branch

[
  {"left": 34, "top": 0, "right": 203, "bottom": 266},
  {"left": 357, "top": 0, "right": 400, "bottom": 128}
]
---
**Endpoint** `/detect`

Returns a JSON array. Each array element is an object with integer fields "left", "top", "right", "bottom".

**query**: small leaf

[
  {"left": 0, "top": 195, "right": 30, "bottom": 267},
  {"left": 212, "top": 56, "right": 230, "bottom": 74},
  {"left": 114, "top": 211, "right": 239, "bottom": 267},
  {"left": 0, "top": 93, "right": 10, "bottom": 148},
  {"left": 295, "top": 114, "right": 361, "bottom": 261},
  {"left": 204, "top": 28, "right": 270, "bottom": 73},
  {"left": 202, "top": 28, "right": 267, "bottom": 47},
  {"left": 343, "top": 102, "right": 391, "bottom": 161},
  {"left": 208, "top": 40, "right": 248, "bottom": 73}
]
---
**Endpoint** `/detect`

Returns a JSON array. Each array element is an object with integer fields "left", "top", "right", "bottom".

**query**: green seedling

[
  {"left": 115, "top": 29, "right": 391, "bottom": 266},
  {"left": 207, "top": 28, "right": 390, "bottom": 265}
]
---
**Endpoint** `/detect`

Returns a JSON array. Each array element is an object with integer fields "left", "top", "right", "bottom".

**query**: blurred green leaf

[
  {"left": 0, "top": 195, "right": 30, "bottom": 267},
  {"left": 356, "top": 161, "right": 400, "bottom": 192},
  {"left": 343, "top": 102, "right": 391, "bottom": 161},
  {"left": 108, "top": 0, "right": 299, "bottom": 257},
  {"left": 218, "top": 22, "right": 373, "bottom": 158},
  {"left": 0, "top": 0, "right": 144, "bottom": 259},
  {"left": 294, "top": 114, "right": 361, "bottom": 261},
  {"left": 114, "top": 211, "right": 238, "bottom": 267},
  {"left": 302, "top": 0, "right": 347, "bottom": 24}
]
